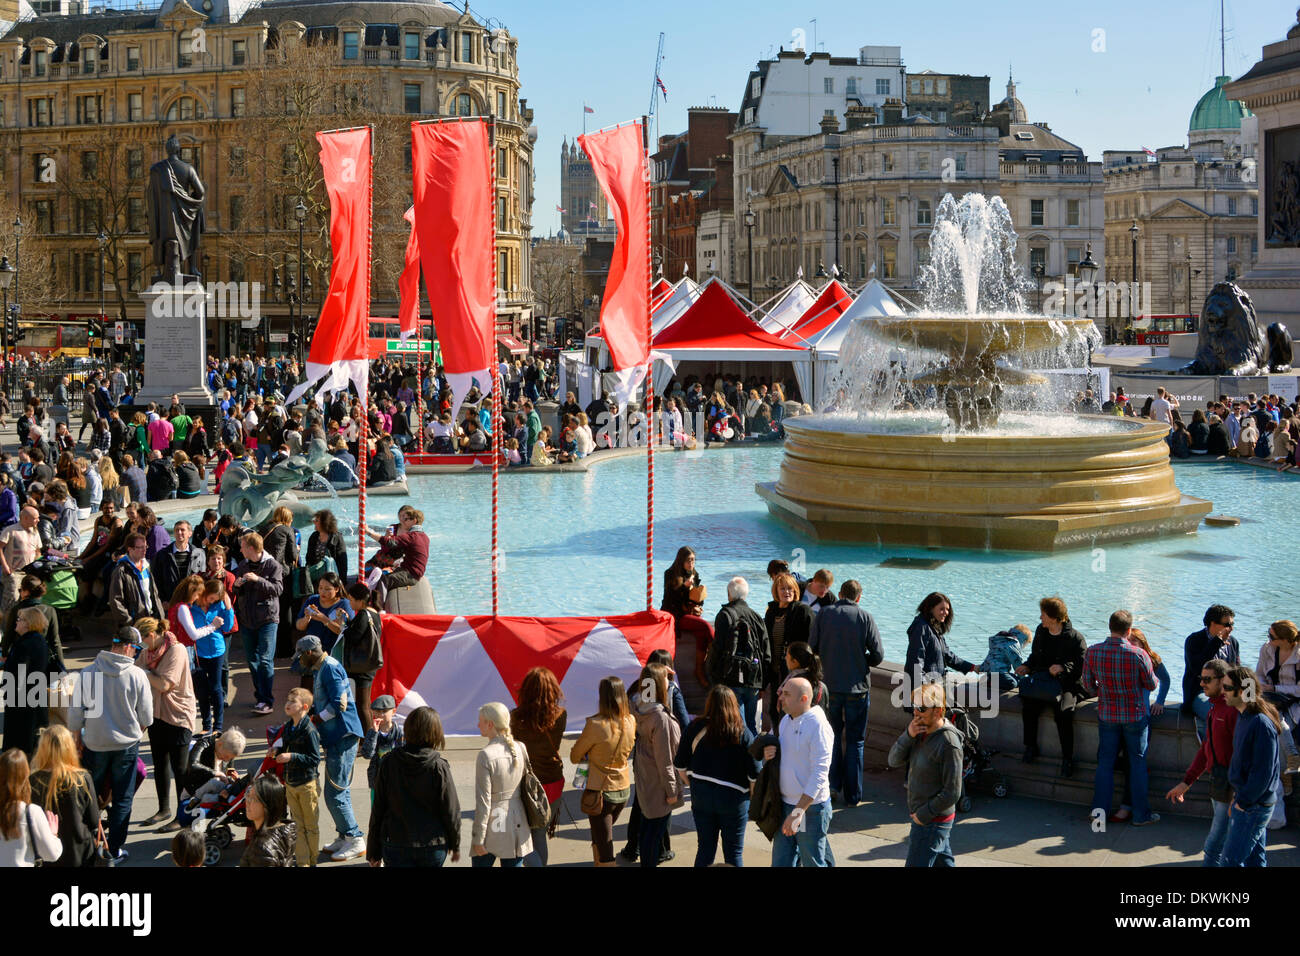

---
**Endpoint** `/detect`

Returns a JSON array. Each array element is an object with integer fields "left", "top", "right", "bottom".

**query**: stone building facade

[{"left": 650, "top": 106, "right": 735, "bottom": 282}]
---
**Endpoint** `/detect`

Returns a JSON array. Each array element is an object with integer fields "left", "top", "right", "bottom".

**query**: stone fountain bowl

[{"left": 861, "top": 315, "right": 1097, "bottom": 357}]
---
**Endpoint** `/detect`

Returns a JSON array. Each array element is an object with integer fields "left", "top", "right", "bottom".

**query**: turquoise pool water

[{"left": 197, "top": 449, "right": 1299, "bottom": 702}]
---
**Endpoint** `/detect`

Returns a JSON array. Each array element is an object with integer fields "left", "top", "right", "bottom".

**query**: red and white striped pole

[
  {"left": 643, "top": 118, "right": 654, "bottom": 612},
  {"left": 489, "top": 117, "right": 501, "bottom": 617},
  {"left": 357, "top": 124, "right": 374, "bottom": 577},
  {"left": 415, "top": 319, "right": 424, "bottom": 456}
]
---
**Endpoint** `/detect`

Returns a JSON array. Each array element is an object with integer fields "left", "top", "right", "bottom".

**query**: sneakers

[
  {"left": 1133, "top": 813, "right": 1161, "bottom": 827},
  {"left": 330, "top": 835, "right": 366, "bottom": 862},
  {"left": 108, "top": 848, "right": 129, "bottom": 866},
  {"left": 616, "top": 847, "right": 637, "bottom": 864},
  {"left": 321, "top": 835, "right": 347, "bottom": 854},
  {"left": 251, "top": 702, "right": 273, "bottom": 716}
]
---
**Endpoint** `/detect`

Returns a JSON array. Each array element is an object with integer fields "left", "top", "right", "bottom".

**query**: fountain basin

[
  {"left": 758, "top": 415, "right": 1211, "bottom": 551},
  {"left": 864, "top": 314, "right": 1096, "bottom": 356}
]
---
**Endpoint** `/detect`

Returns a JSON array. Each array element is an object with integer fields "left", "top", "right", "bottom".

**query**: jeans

[
  {"left": 638, "top": 812, "right": 672, "bottom": 868},
  {"left": 1204, "top": 798, "right": 1231, "bottom": 867},
  {"left": 255, "top": 443, "right": 270, "bottom": 470},
  {"left": 1220, "top": 802, "right": 1271, "bottom": 867},
  {"left": 383, "top": 844, "right": 448, "bottom": 867},
  {"left": 83, "top": 742, "right": 139, "bottom": 855},
  {"left": 1093, "top": 716, "right": 1151, "bottom": 822},
  {"left": 690, "top": 779, "right": 748, "bottom": 867},
  {"left": 323, "top": 735, "right": 363, "bottom": 840},
  {"left": 771, "top": 800, "right": 835, "bottom": 867},
  {"left": 195, "top": 654, "right": 225, "bottom": 732},
  {"left": 731, "top": 686, "right": 761, "bottom": 737},
  {"left": 905, "top": 819, "right": 955, "bottom": 867},
  {"left": 826, "top": 691, "right": 870, "bottom": 804},
  {"left": 243, "top": 621, "right": 277, "bottom": 707},
  {"left": 471, "top": 852, "right": 523, "bottom": 867}
]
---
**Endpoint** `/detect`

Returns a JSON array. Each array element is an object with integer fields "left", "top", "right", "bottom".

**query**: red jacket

[
  {"left": 1183, "top": 694, "right": 1239, "bottom": 787},
  {"left": 377, "top": 529, "right": 428, "bottom": 579}
]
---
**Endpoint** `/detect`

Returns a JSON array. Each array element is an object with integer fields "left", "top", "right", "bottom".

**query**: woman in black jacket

[
  {"left": 904, "top": 592, "right": 976, "bottom": 691},
  {"left": 239, "top": 776, "right": 296, "bottom": 867},
  {"left": 366, "top": 706, "right": 461, "bottom": 867},
  {"left": 764, "top": 572, "right": 813, "bottom": 720},
  {"left": 306, "top": 509, "right": 349, "bottom": 585},
  {"left": 674, "top": 685, "right": 759, "bottom": 867},
  {"left": 262, "top": 506, "right": 300, "bottom": 658},
  {"left": 29, "top": 725, "right": 99, "bottom": 868},
  {"left": 661, "top": 546, "right": 712, "bottom": 697},
  {"left": 1016, "top": 596, "right": 1088, "bottom": 777}
]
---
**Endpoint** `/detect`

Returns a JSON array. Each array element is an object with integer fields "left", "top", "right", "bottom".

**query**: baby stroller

[
  {"left": 191, "top": 724, "right": 287, "bottom": 866},
  {"left": 27, "top": 557, "right": 84, "bottom": 640},
  {"left": 948, "top": 705, "right": 1008, "bottom": 813}
]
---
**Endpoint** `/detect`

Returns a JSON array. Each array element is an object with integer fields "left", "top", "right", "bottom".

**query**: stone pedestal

[
  {"left": 137, "top": 284, "right": 213, "bottom": 409},
  {"left": 1229, "top": 14, "right": 1300, "bottom": 337}
]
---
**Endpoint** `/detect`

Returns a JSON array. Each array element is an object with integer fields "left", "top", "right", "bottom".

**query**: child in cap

[
  {"left": 275, "top": 686, "right": 322, "bottom": 867},
  {"left": 361, "top": 694, "right": 404, "bottom": 791}
]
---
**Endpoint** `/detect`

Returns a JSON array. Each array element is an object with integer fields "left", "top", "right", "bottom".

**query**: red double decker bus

[{"left": 367, "top": 318, "right": 440, "bottom": 362}]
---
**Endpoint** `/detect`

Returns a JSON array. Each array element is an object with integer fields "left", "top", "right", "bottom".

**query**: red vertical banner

[
  {"left": 410, "top": 118, "right": 496, "bottom": 418},
  {"left": 577, "top": 122, "right": 650, "bottom": 407},
  {"left": 398, "top": 205, "right": 420, "bottom": 340},
  {"left": 285, "top": 126, "right": 372, "bottom": 408}
]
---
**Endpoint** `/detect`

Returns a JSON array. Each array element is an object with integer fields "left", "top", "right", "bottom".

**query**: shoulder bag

[
  {"left": 1018, "top": 671, "right": 1064, "bottom": 704},
  {"left": 518, "top": 745, "right": 551, "bottom": 831},
  {"left": 580, "top": 720, "right": 626, "bottom": 817}
]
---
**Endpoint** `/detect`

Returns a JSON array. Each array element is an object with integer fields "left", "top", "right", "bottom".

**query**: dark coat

[
  {"left": 261, "top": 524, "right": 298, "bottom": 571},
  {"left": 764, "top": 600, "right": 814, "bottom": 687},
  {"left": 809, "top": 599, "right": 885, "bottom": 695},
  {"left": 1023, "top": 621, "right": 1090, "bottom": 709},
  {"left": 145, "top": 458, "right": 177, "bottom": 501},
  {"left": 150, "top": 544, "right": 207, "bottom": 603},
  {"left": 746, "top": 733, "right": 783, "bottom": 841},
  {"left": 238, "top": 821, "right": 297, "bottom": 867},
  {"left": 29, "top": 769, "right": 99, "bottom": 867},
  {"left": 232, "top": 553, "right": 284, "bottom": 627},
  {"left": 904, "top": 615, "right": 974, "bottom": 686},
  {"left": 366, "top": 744, "right": 461, "bottom": 861},
  {"left": 307, "top": 530, "right": 348, "bottom": 584},
  {"left": 1182, "top": 628, "right": 1242, "bottom": 715},
  {"left": 106, "top": 556, "right": 165, "bottom": 626},
  {"left": 708, "top": 598, "right": 770, "bottom": 689},
  {"left": 1, "top": 630, "right": 48, "bottom": 756}
]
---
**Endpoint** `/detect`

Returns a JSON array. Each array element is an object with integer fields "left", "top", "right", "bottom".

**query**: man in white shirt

[
  {"left": 1225, "top": 403, "right": 1243, "bottom": 448},
  {"left": 765, "top": 677, "right": 836, "bottom": 866},
  {"left": 1150, "top": 387, "right": 1177, "bottom": 425}
]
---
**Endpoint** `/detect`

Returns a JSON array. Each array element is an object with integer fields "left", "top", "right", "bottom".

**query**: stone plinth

[{"left": 137, "top": 284, "right": 213, "bottom": 409}]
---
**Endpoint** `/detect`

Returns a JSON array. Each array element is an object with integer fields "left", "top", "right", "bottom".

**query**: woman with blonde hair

[
  {"left": 571, "top": 676, "right": 636, "bottom": 866},
  {"left": 0, "top": 749, "right": 61, "bottom": 867},
  {"left": 98, "top": 454, "right": 128, "bottom": 508},
  {"left": 136, "top": 616, "right": 196, "bottom": 828},
  {"left": 471, "top": 701, "right": 532, "bottom": 867},
  {"left": 29, "top": 725, "right": 99, "bottom": 867},
  {"left": 630, "top": 663, "right": 683, "bottom": 867}
]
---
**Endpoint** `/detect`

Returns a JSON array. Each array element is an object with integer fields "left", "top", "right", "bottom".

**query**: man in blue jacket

[
  {"left": 809, "top": 579, "right": 884, "bottom": 806},
  {"left": 296, "top": 634, "right": 366, "bottom": 862},
  {"left": 1220, "top": 666, "right": 1282, "bottom": 867}
]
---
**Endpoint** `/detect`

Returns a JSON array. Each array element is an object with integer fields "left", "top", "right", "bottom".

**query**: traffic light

[
  {"left": 5, "top": 308, "right": 16, "bottom": 344},
  {"left": 288, "top": 331, "right": 300, "bottom": 352},
  {"left": 87, "top": 316, "right": 101, "bottom": 341}
]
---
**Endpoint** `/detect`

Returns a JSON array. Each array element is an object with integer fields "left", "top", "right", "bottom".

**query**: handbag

[
  {"left": 579, "top": 720, "right": 625, "bottom": 817},
  {"left": 518, "top": 747, "right": 551, "bottom": 831},
  {"left": 1018, "top": 671, "right": 1064, "bottom": 703},
  {"left": 292, "top": 566, "right": 313, "bottom": 600},
  {"left": 306, "top": 554, "right": 337, "bottom": 583},
  {"left": 90, "top": 819, "right": 113, "bottom": 867}
]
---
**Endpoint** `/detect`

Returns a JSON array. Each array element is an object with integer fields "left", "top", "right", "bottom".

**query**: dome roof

[
  {"left": 1190, "top": 76, "right": 1252, "bottom": 132},
  {"left": 995, "top": 75, "right": 1027, "bottom": 124}
]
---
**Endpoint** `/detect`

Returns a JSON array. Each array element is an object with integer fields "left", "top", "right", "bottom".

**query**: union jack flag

[{"left": 656, "top": 75, "right": 668, "bottom": 101}]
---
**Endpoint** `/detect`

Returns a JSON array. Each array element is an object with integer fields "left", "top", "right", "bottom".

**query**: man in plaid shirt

[{"left": 1083, "top": 610, "right": 1159, "bottom": 826}]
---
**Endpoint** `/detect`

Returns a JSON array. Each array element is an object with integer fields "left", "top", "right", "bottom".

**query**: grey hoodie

[
  {"left": 887, "top": 721, "right": 963, "bottom": 825},
  {"left": 68, "top": 650, "right": 153, "bottom": 753}
]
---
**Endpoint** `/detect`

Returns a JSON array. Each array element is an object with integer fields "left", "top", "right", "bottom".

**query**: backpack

[
  {"left": 220, "top": 416, "right": 241, "bottom": 445},
  {"left": 710, "top": 612, "right": 761, "bottom": 687}
]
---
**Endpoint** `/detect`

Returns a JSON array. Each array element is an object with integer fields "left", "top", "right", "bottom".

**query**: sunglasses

[
  {"left": 1223, "top": 684, "right": 1240, "bottom": 693},
  {"left": 913, "top": 705, "right": 940, "bottom": 714},
  {"left": 1215, "top": 621, "right": 1234, "bottom": 630},
  {"left": 1199, "top": 676, "right": 1219, "bottom": 684}
]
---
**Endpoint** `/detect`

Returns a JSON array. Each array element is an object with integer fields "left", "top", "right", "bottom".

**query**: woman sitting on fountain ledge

[
  {"left": 1017, "top": 597, "right": 1089, "bottom": 779},
  {"left": 904, "top": 593, "right": 977, "bottom": 706}
]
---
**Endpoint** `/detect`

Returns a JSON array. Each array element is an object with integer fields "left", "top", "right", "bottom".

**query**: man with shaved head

[
  {"left": 764, "top": 675, "right": 835, "bottom": 867},
  {"left": 0, "top": 506, "right": 41, "bottom": 615}
]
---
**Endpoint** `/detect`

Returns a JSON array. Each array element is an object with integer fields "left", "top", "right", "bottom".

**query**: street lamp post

[
  {"left": 743, "top": 202, "right": 755, "bottom": 305},
  {"left": 295, "top": 199, "right": 307, "bottom": 363},
  {"left": 1031, "top": 262, "right": 1045, "bottom": 314},
  {"left": 1186, "top": 251, "right": 1201, "bottom": 328},
  {"left": 97, "top": 231, "right": 107, "bottom": 368},
  {"left": 1129, "top": 219, "right": 1140, "bottom": 345},
  {"left": 0, "top": 257, "right": 13, "bottom": 399},
  {"left": 11, "top": 216, "right": 21, "bottom": 386},
  {"left": 1077, "top": 243, "right": 1098, "bottom": 320}
]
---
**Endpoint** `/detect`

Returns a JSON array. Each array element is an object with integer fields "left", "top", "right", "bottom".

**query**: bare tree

[{"left": 530, "top": 241, "right": 581, "bottom": 320}]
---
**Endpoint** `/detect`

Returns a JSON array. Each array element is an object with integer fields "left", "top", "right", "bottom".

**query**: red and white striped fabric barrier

[{"left": 371, "top": 611, "right": 675, "bottom": 735}]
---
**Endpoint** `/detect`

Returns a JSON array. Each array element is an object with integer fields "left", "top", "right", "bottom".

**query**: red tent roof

[
  {"left": 653, "top": 280, "right": 805, "bottom": 351},
  {"left": 786, "top": 280, "right": 853, "bottom": 338},
  {"left": 651, "top": 277, "right": 674, "bottom": 309}
]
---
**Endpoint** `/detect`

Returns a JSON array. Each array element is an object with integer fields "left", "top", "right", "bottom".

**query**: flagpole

[
  {"left": 642, "top": 116, "right": 654, "bottom": 613},
  {"left": 358, "top": 124, "right": 374, "bottom": 580},
  {"left": 415, "top": 318, "right": 424, "bottom": 455},
  {"left": 489, "top": 116, "right": 501, "bottom": 618}
]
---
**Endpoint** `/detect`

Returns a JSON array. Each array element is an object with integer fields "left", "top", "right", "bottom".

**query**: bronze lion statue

[{"left": 1182, "top": 280, "right": 1267, "bottom": 376}]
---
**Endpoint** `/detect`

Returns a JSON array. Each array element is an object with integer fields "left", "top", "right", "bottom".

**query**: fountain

[{"left": 757, "top": 194, "right": 1212, "bottom": 551}]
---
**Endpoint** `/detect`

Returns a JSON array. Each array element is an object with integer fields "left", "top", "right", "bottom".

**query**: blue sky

[{"left": 469, "top": 0, "right": 1295, "bottom": 236}]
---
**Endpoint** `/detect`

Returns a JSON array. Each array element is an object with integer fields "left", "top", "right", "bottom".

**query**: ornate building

[
  {"left": 1103, "top": 74, "right": 1258, "bottom": 322},
  {"left": 0, "top": 0, "right": 536, "bottom": 356},
  {"left": 731, "top": 67, "right": 1104, "bottom": 310},
  {"left": 558, "top": 136, "right": 611, "bottom": 239}
]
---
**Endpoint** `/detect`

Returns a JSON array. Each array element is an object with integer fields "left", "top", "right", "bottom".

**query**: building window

[
  {"left": 229, "top": 256, "right": 245, "bottom": 283},
  {"left": 127, "top": 197, "right": 144, "bottom": 232},
  {"left": 881, "top": 153, "right": 894, "bottom": 173},
  {"left": 1030, "top": 199, "right": 1044, "bottom": 227},
  {"left": 81, "top": 150, "right": 98, "bottom": 180},
  {"left": 743, "top": 107, "right": 754, "bottom": 125},
  {"left": 881, "top": 197, "right": 896, "bottom": 226},
  {"left": 75, "top": 198, "right": 100, "bottom": 234},
  {"left": 29, "top": 98, "right": 51, "bottom": 127},
  {"left": 342, "top": 31, "right": 359, "bottom": 60},
  {"left": 128, "top": 92, "right": 143, "bottom": 122},
  {"left": 231, "top": 39, "right": 246, "bottom": 65},
  {"left": 937, "top": 78, "right": 947, "bottom": 94},
  {"left": 846, "top": 77, "right": 856, "bottom": 95},
  {"left": 923, "top": 78, "right": 933, "bottom": 94},
  {"left": 34, "top": 51, "right": 46, "bottom": 76},
  {"left": 917, "top": 152, "right": 930, "bottom": 173},
  {"left": 229, "top": 146, "right": 245, "bottom": 178},
  {"left": 404, "top": 32, "right": 420, "bottom": 60},
  {"left": 167, "top": 96, "right": 196, "bottom": 121},
  {"left": 229, "top": 195, "right": 244, "bottom": 231},
  {"left": 956, "top": 152, "right": 966, "bottom": 172},
  {"left": 403, "top": 83, "right": 420, "bottom": 114},
  {"left": 878, "top": 240, "right": 896, "bottom": 278},
  {"left": 751, "top": 77, "right": 760, "bottom": 98},
  {"left": 823, "top": 77, "right": 833, "bottom": 94},
  {"left": 916, "top": 243, "right": 931, "bottom": 269},
  {"left": 1252, "top": 235, "right": 1258, "bottom": 255},
  {"left": 1227, "top": 197, "right": 1237, "bottom": 216},
  {"left": 76, "top": 94, "right": 102, "bottom": 124},
  {"left": 876, "top": 78, "right": 890, "bottom": 95},
  {"left": 32, "top": 153, "right": 48, "bottom": 183},
  {"left": 126, "top": 46, "right": 139, "bottom": 71},
  {"left": 497, "top": 90, "right": 507, "bottom": 117},
  {"left": 1029, "top": 246, "right": 1047, "bottom": 273},
  {"left": 34, "top": 201, "right": 51, "bottom": 234},
  {"left": 1067, "top": 245, "right": 1081, "bottom": 273},
  {"left": 178, "top": 31, "right": 193, "bottom": 68},
  {"left": 127, "top": 148, "right": 143, "bottom": 180},
  {"left": 127, "top": 252, "right": 142, "bottom": 292},
  {"left": 179, "top": 146, "right": 200, "bottom": 178},
  {"left": 498, "top": 250, "right": 507, "bottom": 285},
  {"left": 917, "top": 199, "right": 932, "bottom": 225},
  {"left": 81, "top": 252, "right": 96, "bottom": 293},
  {"left": 1252, "top": 197, "right": 1260, "bottom": 216},
  {"left": 456, "top": 93, "right": 473, "bottom": 116},
  {"left": 230, "top": 87, "right": 245, "bottom": 117},
  {"left": 1067, "top": 199, "right": 1080, "bottom": 227},
  {"left": 497, "top": 147, "right": 507, "bottom": 179},
  {"left": 460, "top": 32, "right": 473, "bottom": 63},
  {"left": 910, "top": 79, "right": 920, "bottom": 94},
  {"left": 1227, "top": 236, "right": 1236, "bottom": 254}
]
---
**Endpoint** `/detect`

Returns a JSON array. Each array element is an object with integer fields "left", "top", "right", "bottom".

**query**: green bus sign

[{"left": 385, "top": 339, "right": 434, "bottom": 354}]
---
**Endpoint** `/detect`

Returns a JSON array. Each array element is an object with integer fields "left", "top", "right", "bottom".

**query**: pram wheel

[
  {"left": 212, "top": 824, "right": 233, "bottom": 848},
  {"left": 993, "top": 782, "right": 1009, "bottom": 798},
  {"left": 203, "top": 840, "right": 223, "bottom": 866},
  {"left": 957, "top": 795, "right": 973, "bottom": 813}
]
